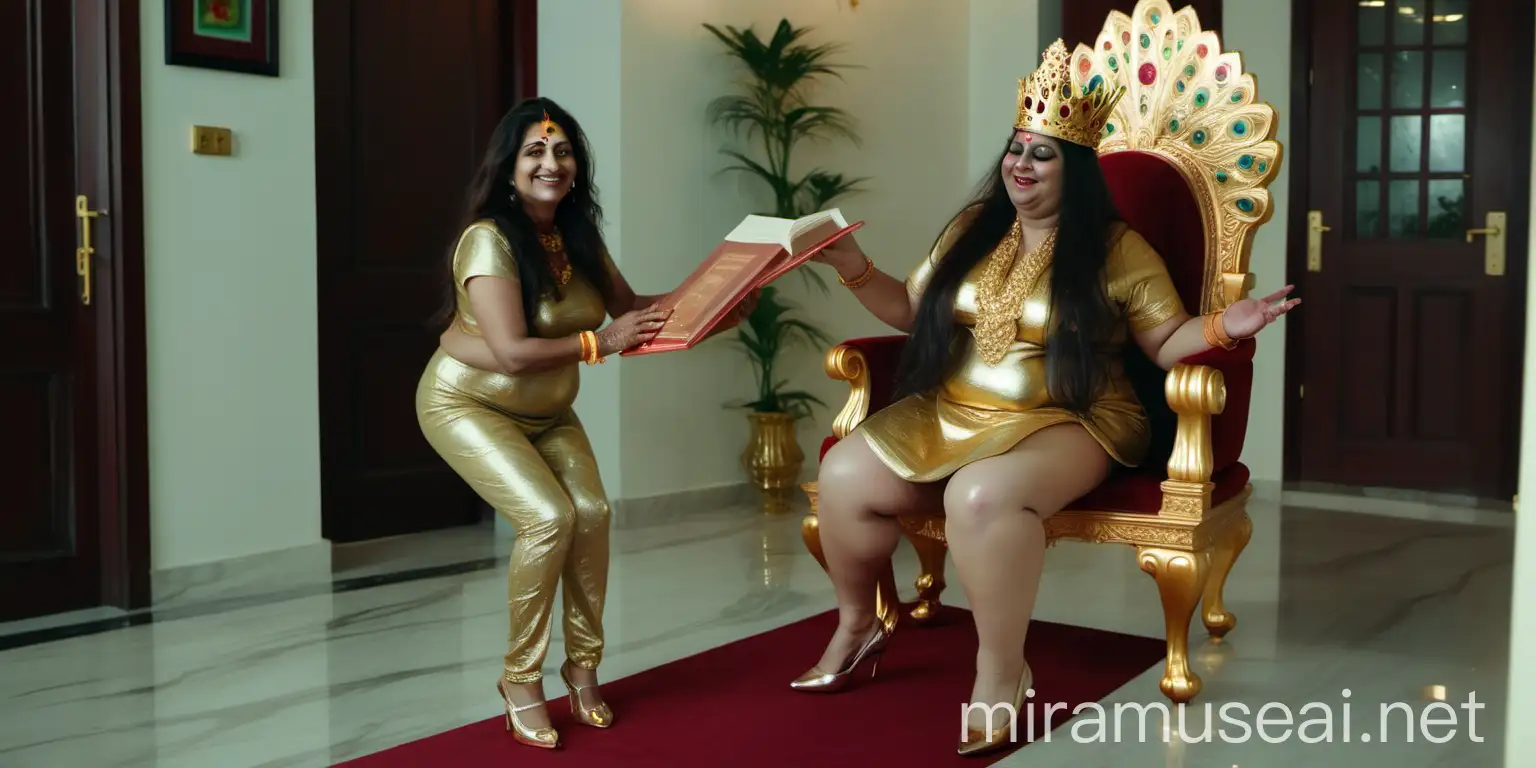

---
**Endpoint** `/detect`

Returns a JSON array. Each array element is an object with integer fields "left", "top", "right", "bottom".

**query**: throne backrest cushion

[{"left": 1098, "top": 151, "right": 1208, "bottom": 470}]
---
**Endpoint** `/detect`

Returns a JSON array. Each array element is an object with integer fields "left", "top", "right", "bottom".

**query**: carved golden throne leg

[
  {"left": 1202, "top": 509, "right": 1252, "bottom": 638},
  {"left": 901, "top": 526, "right": 948, "bottom": 624},
  {"left": 1137, "top": 546, "right": 1212, "bottom": 704},
  {"left": 801, "top": 483, "right": 902, "bottom": 630}
]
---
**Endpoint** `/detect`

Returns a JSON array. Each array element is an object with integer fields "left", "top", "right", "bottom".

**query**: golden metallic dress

[
  {"left": 857, "top": 210, "right": 1185, "bottom": 483},
  {"left": 415, "top": 220, "right": 613, "bottom": 684}
]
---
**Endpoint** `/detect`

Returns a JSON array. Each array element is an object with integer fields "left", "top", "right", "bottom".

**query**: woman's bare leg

[
  {"left": 806, "top": 433, "right": 943, "bottom": 675},
  {"left": 942, "top": 423, "right": 1111, "bottom": 728}
]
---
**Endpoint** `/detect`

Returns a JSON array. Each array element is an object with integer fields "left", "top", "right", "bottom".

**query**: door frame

[
  {"left": 312, "top": 0, "right": 538, "bottom": 542},
  {"left": 1281, "top": 0, "right": 1534, "bottom": 495},
  {"left": 78, "top": 0, "right": 152, "bottom": 609}
]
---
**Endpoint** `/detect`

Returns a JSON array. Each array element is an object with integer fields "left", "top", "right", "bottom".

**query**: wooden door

[
  {"left": 314, "top": 1, "right": 537, "bottom": 543},
  {"left": 1062, "top": 0, "right": 1221, "bottom": 48},
  {"left": 1294, "top": 0, "right": 1533, "bottom": 498},
  {"left": 1, "top": 0, "right": 149, "bottom": 621}
]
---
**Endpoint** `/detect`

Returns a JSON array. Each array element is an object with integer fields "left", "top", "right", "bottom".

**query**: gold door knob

[
  {"left": 1468, "top": 212, "right": 1506, "bottom": 276},
  {"left": 1306, "top": 210, "right": 1330, "bottom": 272},
  {"left": 75, "top": 194, "right": 107, "bottom": 305}
]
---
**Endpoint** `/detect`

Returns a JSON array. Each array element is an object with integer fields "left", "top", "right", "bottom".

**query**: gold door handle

[
  {"left": 75, "top": 194, "right": 106, "bottom": 305},
  {"left": 1467, "top": 211, "right": 1506, "bottom": 276},
  {"left": 1307, "top": 210, "right": 1331, "bottom": 272}
]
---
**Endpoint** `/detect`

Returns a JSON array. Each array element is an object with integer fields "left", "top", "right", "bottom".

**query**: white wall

[
  {"left": 1221, "top": 0, "right": 1290, "bottom": 484},
  {"left": 541, "top": 0, "right": 977, "bottom": 498},
  {"left": 1503, "top": 32, "right": 1536, "bottom": 768},
  {"left": 140, "top": 0, "right": 321, "bottom": 570}
]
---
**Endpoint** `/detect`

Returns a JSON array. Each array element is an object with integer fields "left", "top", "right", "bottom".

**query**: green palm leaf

[{"left": 705, "top": 18, "right": 867, "bottom": 418}]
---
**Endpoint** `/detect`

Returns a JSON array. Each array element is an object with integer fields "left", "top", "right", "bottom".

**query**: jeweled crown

[{"left": 1015, "top": 39, "right": 1126, "bottom": 149}]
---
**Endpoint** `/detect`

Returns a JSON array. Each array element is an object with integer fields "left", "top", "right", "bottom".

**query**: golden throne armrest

[
  {"left": 826, "top": 344, "right": 873, "bottom": 439},
  {"left": 1159, "top": 361, "right": 1226, "bottom": 520}
]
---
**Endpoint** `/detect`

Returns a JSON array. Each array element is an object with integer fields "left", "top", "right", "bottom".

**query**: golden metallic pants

[{"left": 415, "top": 349, "right": 611, "bottom": 684}]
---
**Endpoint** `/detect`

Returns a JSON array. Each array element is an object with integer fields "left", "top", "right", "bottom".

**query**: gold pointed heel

[
  {"left": 789, "top": 618, "right": 894, "bottom": 693},
  {"left": 560, "top": 661, "right": 614, "bottom": 728},
  {"left": 496, "top": 679, "right": 560, "bottom": 749},
  {"left": 958, "top": 665, "right": 1032, "bottom": 757}
]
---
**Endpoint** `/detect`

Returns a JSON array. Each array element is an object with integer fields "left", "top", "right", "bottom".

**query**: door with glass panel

[{"left": 1295, "top": 0, "right": 1532, "bottom": 498}]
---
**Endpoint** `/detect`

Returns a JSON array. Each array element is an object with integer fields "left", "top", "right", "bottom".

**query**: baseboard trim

[{"left": 151, "top": 540, "right": 333, "bottom": 610}]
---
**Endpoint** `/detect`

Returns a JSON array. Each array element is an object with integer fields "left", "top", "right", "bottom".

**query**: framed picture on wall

[{"left": 164, "top": 0, "right": 279, "bottom": 77}]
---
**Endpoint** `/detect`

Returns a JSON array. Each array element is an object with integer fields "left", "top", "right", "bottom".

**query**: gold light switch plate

[{"left": 190, "top": 125, "right": 233, "bottom": 156}]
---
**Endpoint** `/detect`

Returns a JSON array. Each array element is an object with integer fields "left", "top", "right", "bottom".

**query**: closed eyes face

[
  {"left": 511, "top": 122, "right": 577, "bottom": 205},
  {"left": 1000, "top": 130, "right": 1063, "bottom": 214}
]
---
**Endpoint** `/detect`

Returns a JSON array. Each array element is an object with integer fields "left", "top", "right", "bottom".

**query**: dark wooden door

[
  {"left": 314, "top": 0, "right": 537, "bottom": 542},
  {"left": 1295, "top": 0, "right": 1532, "bottom": 497},
  {"left": 1062, "top": 0, "right": 1221, "bottom": 49},
  {"left": 1, "top": 0, "right": 149, "bottom": 621}
]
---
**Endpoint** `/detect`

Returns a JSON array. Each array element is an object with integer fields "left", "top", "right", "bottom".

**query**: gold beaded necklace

[
  {"left": 972, "top": 220, "right": 1057, "bottom": 365},
  {"left": 538, "top": 229, "right": 571, "bottom": 286}
]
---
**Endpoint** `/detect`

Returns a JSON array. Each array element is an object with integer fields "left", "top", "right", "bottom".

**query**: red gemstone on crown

[
  {"left": 1059, "top": 104, "right": 1072, "bottom": 118},
  {"left": 1197, "top": 44, "right": 1209, "bottom": 57},
  {"left": 1103, "top": 41, "right": 1112, "bottom": 50},
  {"left": 1216, "top": 65, "right": 1229, "bottom": 81},
  {"left": 1138, "top": 62, "right": 1157, "bottom": 85}
]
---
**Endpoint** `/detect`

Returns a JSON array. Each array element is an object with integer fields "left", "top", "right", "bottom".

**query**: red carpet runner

[{"left": 340, "top": 605, "right": 1165, "bottom": 766}]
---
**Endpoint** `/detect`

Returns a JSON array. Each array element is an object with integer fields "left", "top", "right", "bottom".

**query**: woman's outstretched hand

[
  {"left": 597, "top": 303, "right": 670, "bottom": 354},
  {"left": 1222, "top": 285, "right": 1300, "bottom": 339}
]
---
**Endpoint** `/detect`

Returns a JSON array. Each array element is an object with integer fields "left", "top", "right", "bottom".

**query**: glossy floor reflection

[{"left": 0, "top": 490, "right": 1514, "bottom": 767}]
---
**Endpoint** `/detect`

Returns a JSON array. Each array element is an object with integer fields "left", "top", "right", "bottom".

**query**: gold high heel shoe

[
  {"left": 957, "top": 665, "right": 1033, "bottom": 757},
  {"left": 789, "top": 619, "right": 894, "bottom": 693},
  {"left": 560, "top": 661, "right": 614, "bottom": 728},
  {"left": 496, "top": 679, "right": 560, "bottom": 749}
]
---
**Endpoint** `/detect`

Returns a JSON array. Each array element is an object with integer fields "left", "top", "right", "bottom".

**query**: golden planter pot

[{"left": 741, "top": 412, "right": 803, "bottom": 490}]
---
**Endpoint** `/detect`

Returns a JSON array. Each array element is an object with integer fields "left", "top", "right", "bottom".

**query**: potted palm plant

[{"left": 703, "top": 18, "right": 866, "bottom": 490}]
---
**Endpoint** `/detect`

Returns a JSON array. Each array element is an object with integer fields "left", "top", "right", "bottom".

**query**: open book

[{"left": 621, "top": 209, "right": 863, "bottom": 356}]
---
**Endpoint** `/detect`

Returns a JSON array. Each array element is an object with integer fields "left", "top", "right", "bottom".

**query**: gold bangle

[
  {"left": 582, "top": 330, "right": 605, "bottom": 364},
  {"left": 839, "top": 257, "right": 875, "bottom": 289},
  {"left": 1203, "top": 311, "right": 1237, "bottom": 351}
]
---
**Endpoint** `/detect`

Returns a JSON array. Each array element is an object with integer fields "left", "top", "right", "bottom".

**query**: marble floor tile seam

[{"left": 0, "top": 555, "right": 510, "bottom": 653}]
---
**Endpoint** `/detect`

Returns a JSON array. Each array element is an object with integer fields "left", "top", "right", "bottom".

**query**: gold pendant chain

[
  {"left": 973, "top": 220, "right": 1056, "bottom": 365},
  {"left": 538, "top": 229, "right": 572, "bottom": 286}
]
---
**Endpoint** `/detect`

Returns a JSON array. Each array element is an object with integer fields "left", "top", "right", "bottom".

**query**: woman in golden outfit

[
  {"left": 416, "top": 97, "right": 748, "bottom": 750},
  {"left": 795, "top": 41, "right": 1297, "bottom": 756}
]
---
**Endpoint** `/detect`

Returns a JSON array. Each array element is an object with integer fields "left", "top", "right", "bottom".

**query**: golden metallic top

[{"left": 1015, "top": 39, "right": 1126, "bottom": 149}]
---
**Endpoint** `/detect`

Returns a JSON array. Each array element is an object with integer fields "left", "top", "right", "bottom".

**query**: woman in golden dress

[
  {"left": 793, "top": 41, "right": 1297, "bottom": 756},
  {"left": 416, "top": 97, "right": 749, "bottom": 750}
]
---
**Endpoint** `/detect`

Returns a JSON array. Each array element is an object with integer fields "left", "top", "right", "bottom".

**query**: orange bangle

[
  {"left": 1203, "top": 311, "right": 1237, "bottom": 351},
  {"left": 839, "top": 257, "right": 875, "bottom": 289},
  {"left": 581, "top": 330, "right": 605, "bottom": 364}
]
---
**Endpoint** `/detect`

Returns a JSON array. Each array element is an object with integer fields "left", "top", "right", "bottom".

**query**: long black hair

[
  {"left": 431, "top": 97, "right": 614, "bottom": 330},
  {"left": 894, "top": 134, "right": 1122, "bottom": 415}
]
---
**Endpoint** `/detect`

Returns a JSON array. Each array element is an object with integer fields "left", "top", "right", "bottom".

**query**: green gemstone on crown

[
  {"left": 1184, "top": 64, "right": 1197, "bottom": 77},
  {"left": 1237, "top": 198, "right": 1255, "bottom": 213},
  {"left": 1140, "top": 33, "right": 1151, "bottom": 48},
  {"left": 1216, "top": 171, "right": 1229, "bottom": 183},
  {"left": 1170, "top": 119, "right": 1181, "bottom": 132},
  {"left": 1151, "top": 12, "right": 1161, "bottom": 23},
  {"left": 1239, "top": 154, "right": 1254, "bottom": 169},
  {"left": 1195, "top": 90, "right": 1209, "bottom": 107},
  {"left": 1192, "top": 130, "right": 1207, "bottom": 145}
]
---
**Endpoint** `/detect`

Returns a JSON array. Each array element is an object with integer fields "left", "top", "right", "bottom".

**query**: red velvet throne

[{"left": 798, "top": 0, "right": 1279, "bottom": 705}]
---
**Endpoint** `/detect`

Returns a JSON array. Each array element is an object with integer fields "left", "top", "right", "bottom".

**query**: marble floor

[{"left": 0, "top": 488, "right": 1517, "bottom": 767}]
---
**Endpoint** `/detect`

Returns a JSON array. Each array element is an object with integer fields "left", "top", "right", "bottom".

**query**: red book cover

[{"left": 621, "top": 210, "right": 863, "bottom": 357}]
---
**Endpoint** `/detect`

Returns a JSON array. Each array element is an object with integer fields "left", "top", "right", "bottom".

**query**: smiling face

[
  {"left": 510, "top": 118, "right": 577, "bottom": 209},
  {"left": 1000, "top": 130, "right": 1064, "bottom": 216}
]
